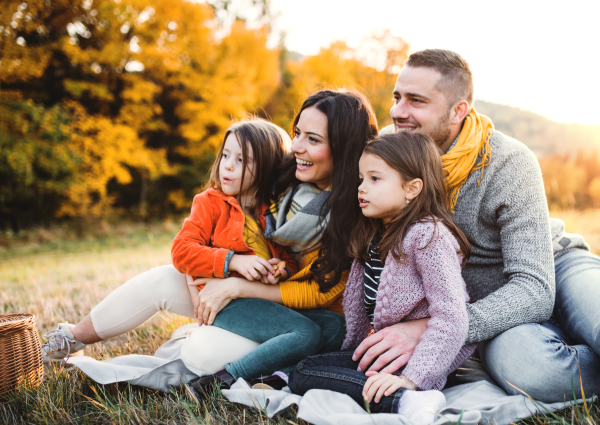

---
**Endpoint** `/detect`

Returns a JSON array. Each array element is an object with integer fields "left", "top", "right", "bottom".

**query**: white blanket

[
  {"left": 223, "top": 379, "right": 590, "bottom": 425},
  {"left": 68, "top": 335, "right": 592, "bottom": 425}
]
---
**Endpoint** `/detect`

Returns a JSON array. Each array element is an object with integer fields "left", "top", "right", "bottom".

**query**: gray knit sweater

[{"left": 451, "top": 129, "right": 588, "bottom": 344}]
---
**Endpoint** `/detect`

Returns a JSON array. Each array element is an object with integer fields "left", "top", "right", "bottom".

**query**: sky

[{"left": 269, "top": 0, "right": 600, "bottom": 126}]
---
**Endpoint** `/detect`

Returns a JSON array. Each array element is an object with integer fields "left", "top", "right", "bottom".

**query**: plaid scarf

[{"left": 263, "top": 183, "right": 330, "bottom": 254}]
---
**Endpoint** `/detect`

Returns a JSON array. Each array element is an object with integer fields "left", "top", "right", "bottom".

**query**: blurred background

[{"left": 1, "top": 0, "right": 600, "bottom": 238}]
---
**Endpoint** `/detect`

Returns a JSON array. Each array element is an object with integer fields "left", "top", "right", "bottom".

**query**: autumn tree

[
  {"left": 1, "top": 0, "right": 279, "bottom": 229},
  {"left": 264, "top": 31, "right": 408, "bottom": 132}
]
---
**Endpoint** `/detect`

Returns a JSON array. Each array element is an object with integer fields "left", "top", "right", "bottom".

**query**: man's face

[{"left": 390, "top": 66, "right": 453, "bottom": 150}]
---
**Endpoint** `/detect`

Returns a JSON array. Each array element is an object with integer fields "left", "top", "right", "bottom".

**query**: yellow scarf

[{"left": 442, "top": 108, "right": 494, "bottom": 213}]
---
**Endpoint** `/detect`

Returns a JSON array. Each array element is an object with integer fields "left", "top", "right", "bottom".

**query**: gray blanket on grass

[{"left": 67, "top": 337, "right": 592, "bottom": 425}]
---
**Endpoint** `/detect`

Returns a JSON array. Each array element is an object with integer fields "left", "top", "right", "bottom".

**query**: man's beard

[{"left": 429, "top": 109, "right": 452, "bottom": 148}]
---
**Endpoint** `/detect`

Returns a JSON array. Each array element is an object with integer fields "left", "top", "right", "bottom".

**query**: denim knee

[
  {"left": 289, "top": 358, "right": 314, "bottom": 396},
  {"left": 482, "top": 323, "right": 600, "bottom": 402},
  {"left": 293, "top": 321, "right": 325, "bottom": 358},
  {"left": 289, "top": 354, "right": 336, "bottom": 396},
  {"left": 554, "top": 249, "right": 600, "bottom": 354},
  {"left": 320, "top": 313, "right": 346, "bottom": 353},
  {"left": 295, "top": 353, "right": 325, "bottom": 372}
]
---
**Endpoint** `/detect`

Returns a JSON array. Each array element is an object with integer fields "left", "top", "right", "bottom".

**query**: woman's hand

[
  {"left": 229, "top": 254, "right": 274, "bottom": 283},
  {"left": 187, "top": 284, "right": 201, "bottom": 318},
  {"left": 187, "top": 276, "right": 284, "bottom": 322},
  {"left": 186, "top": 274, "right": 202, "bottom": 319},
  {"left": 191, "top": 277, "right": 240, "bottom": 325},
  {"left": 362, "top": 372, "right": 416, "bottom": 403}
]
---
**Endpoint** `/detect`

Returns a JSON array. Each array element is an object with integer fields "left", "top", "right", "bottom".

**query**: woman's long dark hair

[
  {"left": 348, "top": 132, "right": 471, "bottom": 266},
  {"left": 273, "top": 89, "right": 379, "bottom": 292}
]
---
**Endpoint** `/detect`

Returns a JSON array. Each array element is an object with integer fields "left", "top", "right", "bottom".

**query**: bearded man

[{"left": 354, "top": 49, "right": 600, "bottom": 402}]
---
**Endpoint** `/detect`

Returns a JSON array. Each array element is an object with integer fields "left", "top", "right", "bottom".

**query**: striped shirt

[{"left": 364, "top": 236, "right": 383, "bottom": 326}]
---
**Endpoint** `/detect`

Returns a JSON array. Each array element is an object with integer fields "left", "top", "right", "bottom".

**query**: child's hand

[
  {"left": 264, "top": 258, "right": 288, "bottom": 284},
  {"left": 229, "top": 254, "right": 274, "bottom": 283},
  {"left": 362, "top": 372, "right": 416, "bottom": 403}
]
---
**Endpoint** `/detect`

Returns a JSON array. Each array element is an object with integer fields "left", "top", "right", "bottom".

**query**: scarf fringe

[{"left": 443, "top": 109, "right": 494, "bottom": 213}]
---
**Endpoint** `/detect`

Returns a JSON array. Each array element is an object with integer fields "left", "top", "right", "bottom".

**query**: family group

[{"left": 41, "top": 49, "right": 600, "bottom": 420}]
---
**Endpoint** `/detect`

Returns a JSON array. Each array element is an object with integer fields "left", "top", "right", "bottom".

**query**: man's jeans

[
  {"left": 481, "top": 249, "right": 600, "bottom": 402},
  {"left": 289, "top": 350, "right": 406, "bottom": 413},
  {"left": 212, "top": 298, "right": 346, "bottom": 379}
]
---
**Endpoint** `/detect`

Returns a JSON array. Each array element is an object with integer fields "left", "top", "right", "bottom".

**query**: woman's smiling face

[{"left": 292, "top": 106, "right": 333, "bottom": 190}]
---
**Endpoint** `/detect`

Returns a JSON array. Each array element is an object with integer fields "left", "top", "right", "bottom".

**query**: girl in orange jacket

[{"left": 171, "top": 118, "right": 299, "bottom": 312}]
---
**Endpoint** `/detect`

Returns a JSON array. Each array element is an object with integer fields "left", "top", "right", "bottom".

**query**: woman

[{"left": 42, "top": 89, "right": 378, "bottom": 389}]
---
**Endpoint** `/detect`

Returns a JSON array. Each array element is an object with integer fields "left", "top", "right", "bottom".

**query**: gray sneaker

[{"left": 42, "top": 323, "right": 86, "bottom": 365}]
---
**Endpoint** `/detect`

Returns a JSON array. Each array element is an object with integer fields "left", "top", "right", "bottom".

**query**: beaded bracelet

[{"left": 223, "top": 250, "right": 235, "bottom": 278}]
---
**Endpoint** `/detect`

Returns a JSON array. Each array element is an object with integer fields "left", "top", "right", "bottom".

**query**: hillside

[{"left": 475, "top": 100, "right": 600, "bottom": 157}]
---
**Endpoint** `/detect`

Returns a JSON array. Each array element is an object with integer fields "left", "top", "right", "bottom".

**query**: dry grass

[
  {"left": 0, "top": 213, "right": 598, "bottom": 424},
  {"left": 550, "top": 209, "right": 600, "bottom": 254},
  {"left": 0, "top": 222, "right": 308, "bottom": 424}
]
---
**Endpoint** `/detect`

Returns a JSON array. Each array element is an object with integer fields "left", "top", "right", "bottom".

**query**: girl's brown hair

[
  {"left": 348, "top": 132, "right": 471, "bottom": 266},
  {"left": 205, "top": 117, "right": 291, "bottom": 219}
]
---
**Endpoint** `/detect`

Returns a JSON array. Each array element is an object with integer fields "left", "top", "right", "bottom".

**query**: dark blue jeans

[
  {"left": 289, "top": 350, "right": 406, "bottom": 413},
  {"left": 211, "top": 298, "right": 346, "bottom": 379}
]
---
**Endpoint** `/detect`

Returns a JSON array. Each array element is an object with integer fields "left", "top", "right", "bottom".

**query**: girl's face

[
  {"left": 292, "top": 107, "right": 334, "bottom": 190},
  {"left": 357, "top": 153, "right": 421, "bottom": 224},
  {"left": 219, "top": 133, "right": 256, "bottom": 197}
]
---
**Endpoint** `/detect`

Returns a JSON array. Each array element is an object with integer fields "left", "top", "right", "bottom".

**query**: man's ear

[
  {"left": 451, "top": 100, "right": 470, "bottom": 125},
  {"left": 405, "top": 178, "right": 423, "bottom": 201}
]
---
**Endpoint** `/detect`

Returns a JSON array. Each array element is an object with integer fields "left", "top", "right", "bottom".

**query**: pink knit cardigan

[{"left": 341, "top": 220, "right": 477, "bottom": 390}]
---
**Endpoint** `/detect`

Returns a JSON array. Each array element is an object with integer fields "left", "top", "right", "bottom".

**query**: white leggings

[{"left": 89, "top": 265, "right": 259, "bottom": 372}]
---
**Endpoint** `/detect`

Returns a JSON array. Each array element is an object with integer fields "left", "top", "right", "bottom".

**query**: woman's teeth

[{"left": 296, "top": 158, "right": 313, "bottom": 166}]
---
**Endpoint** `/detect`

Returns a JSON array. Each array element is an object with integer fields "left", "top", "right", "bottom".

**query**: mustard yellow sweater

[{"left": 279, "top": 249, "right": 348, "bottom": 315}]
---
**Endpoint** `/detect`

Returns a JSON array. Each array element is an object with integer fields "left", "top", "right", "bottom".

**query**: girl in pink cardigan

[{"left": 289, "top": 132, "right": 477, "bottom": 421}]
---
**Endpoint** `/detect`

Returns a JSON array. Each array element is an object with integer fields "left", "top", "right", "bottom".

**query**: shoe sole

[
  {"left": 43, "top": 360, "right": 77, "bottom": 370},
  {"left": 185, "top": 383, "right": 201, "bottom": 404},
  {"left": 251, "top": 383, "right": 276, "bottom": 390},
  {"left": 43, "top": 350, "right": 85, "bottom": 365}
]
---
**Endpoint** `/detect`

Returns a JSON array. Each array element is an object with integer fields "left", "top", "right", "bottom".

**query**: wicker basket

[{"left": 0, "top": 314, "right": 44, "bottom": 397}]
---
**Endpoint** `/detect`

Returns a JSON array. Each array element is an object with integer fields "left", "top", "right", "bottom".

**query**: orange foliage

[
  {"left": 1, "top": 0, "right": 280, "bottom": 227},
  {"left": 55, "top": 101, "right": 171, "bottom": 218},
  {"left": 1, "top": 0, "right": 408, "bottom": 228},
  {"left": 539, "top": 151, "right": 600, "bottom": 210},
  {"left": 266, "top": 31, "right": 408, "bottom": 131}
]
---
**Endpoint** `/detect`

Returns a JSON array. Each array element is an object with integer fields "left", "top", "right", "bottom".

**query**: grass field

[{"left": 0, "top": 211, "right": 599, "bottom": 424}]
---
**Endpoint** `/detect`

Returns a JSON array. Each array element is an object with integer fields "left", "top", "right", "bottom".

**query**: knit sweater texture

[
  {"left": 280, "top": 248, "right": 347, "bottom": 314},
  {"left": 379, "top": 125, "right": 590, "bottom": 345},
  {"left": 451, "top": 129, "right": 558, "bottom": 344},
  {"left": 341, "top": 221, "right": 477, "bottom": 391}
]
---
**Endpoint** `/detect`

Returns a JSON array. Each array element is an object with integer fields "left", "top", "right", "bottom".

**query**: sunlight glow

[{"left": 271, "top": 0, "right": 600, "bottom": 126}]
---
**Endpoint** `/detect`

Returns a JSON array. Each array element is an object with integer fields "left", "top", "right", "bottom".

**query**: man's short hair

[{"left": 405, "top": 49, "right": 474, "bottom": 107}]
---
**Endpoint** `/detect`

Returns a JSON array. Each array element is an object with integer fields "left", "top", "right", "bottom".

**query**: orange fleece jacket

[{"left": 171, "top": 188, "right": 297, "bottom": 279}]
